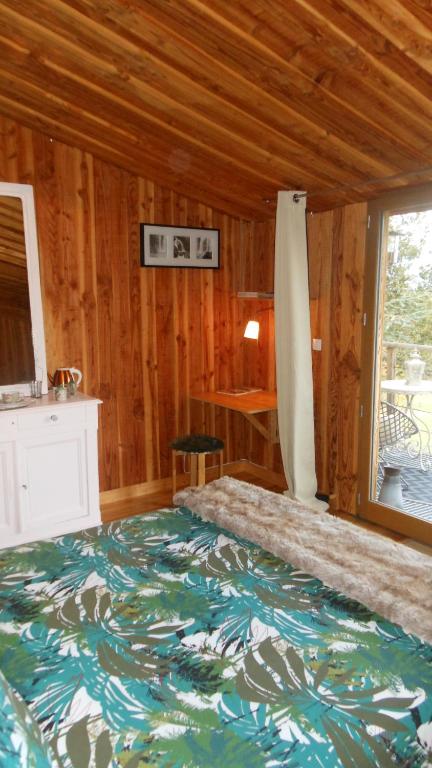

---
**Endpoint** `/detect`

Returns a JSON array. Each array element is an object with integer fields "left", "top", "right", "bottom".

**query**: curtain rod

[{"left": 267, "top": 164, "right": 432, "bottom": 206}]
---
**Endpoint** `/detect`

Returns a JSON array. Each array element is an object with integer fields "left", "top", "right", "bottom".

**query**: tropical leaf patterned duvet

[{"left": 0, "top": 506, "right": 431, "bottom": 767}]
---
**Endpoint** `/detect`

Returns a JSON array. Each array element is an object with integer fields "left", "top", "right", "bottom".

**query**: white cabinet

[
  {"left": 18, "top": 430, "right": 88, "bottom": 533},
  {"left": 0, "top": 442, "right": 17, "bottom": 540},
  {"left": 0, "top": 393, "right": 101, "bottom": 549}
]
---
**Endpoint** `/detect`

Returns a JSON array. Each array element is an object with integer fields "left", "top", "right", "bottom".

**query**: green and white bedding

[
  {"left": 0, "top": 668, "right": 52, "bottom": 767},
  {"left": 0, "top": 507, "right": 431, "bottom": 767}
]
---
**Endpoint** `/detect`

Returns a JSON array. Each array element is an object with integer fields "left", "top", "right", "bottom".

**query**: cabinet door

[
  {"left": 0, "top": 442, "right": 17, "bottom": 542},
  {"left": 18, "top": 429, "right": 89, "bottom": 534}
]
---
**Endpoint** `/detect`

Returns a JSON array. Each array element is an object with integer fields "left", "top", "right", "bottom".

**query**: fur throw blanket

[{"left": 174, "top": 476, "right": 432, "bottom": 644}]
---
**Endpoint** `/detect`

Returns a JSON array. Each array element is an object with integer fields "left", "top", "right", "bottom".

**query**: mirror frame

[{"left": 0, "top": 182, "right": 47, "bottom": 396}]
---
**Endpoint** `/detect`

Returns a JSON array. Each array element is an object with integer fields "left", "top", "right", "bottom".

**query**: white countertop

[{"left": 0, "top": 391, "right": 102, "bottom": 412}]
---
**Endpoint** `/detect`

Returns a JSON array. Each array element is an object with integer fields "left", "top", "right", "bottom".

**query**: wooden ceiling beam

[
  {"left": 2, "top": 0, "right": 391, "bottom": 186},
  {"left": 0, "top": 94, "right": 266, "bottom": 220},
  {"left": 0, "top": 92, "right": 276, "bottom": 225},
  {"left": 0, "top": 258, "right": 28, "bottom": 279},
  {"left": 0, "top": 249, "right": 27, "bottom": 268},
  {"left": 0, "top": 34, "right": 343, "bottom": 199},
  {"left": 309, "top": 0, "right": 432, "bottom": 92},
  {"left": 0, "top": 0, "right": 431, "bottom": 215},
  {"left": 18, "top": 0, "right": 407, "bottom": 175},
  {"left": 0, "top": 228, "right": 25, "bottom": 250},
  {"left": 334, "top": 0, "right": 432, "bottom": 76},
  {"left": 207, "top": 0, "right": 432, "bottom": 121},
  {"left": 0, "top": 198, "right": 26, "bottom": 263},
  {"left": 290, "top": 0, "right": 432, "bottom": 119},
  {"left": 0, "top": 42, "right": 283, "bottom": 193},
  {"left": 123, "top": 0, "right": 432, "bottom": 165},
  {"left": 309, "top": 171, "right": 432, "bottom": 211}
]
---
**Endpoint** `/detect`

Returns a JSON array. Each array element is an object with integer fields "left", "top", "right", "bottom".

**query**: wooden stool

[{"left": 171, "top": 434, "right": 224, "bottom": 495}]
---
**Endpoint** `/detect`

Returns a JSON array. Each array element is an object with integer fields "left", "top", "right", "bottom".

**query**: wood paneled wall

[
  {"left": 0, "top": 117, "right": 277, "bottom": 491},
  {"left": 308, "top": 203, "right": 367, "bottom": 515},
  {"left": 0, "top": 116, "right": 367, "bottom": 510}
]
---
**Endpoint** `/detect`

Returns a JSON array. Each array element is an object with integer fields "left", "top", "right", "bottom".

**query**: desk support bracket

[
  {"left": 244, "top": 413, "right": 270, "bottom": 441},
  {"left": 269, "top": 411, "right": 279, "bottom": 444},
  {"left": 244, "top": 412, "right": 280, "bottom": 444}
]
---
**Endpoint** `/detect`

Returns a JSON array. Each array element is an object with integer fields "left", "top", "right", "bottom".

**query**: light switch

[{"left": 312, "top": 338, "right": 322, "bottom": 351}]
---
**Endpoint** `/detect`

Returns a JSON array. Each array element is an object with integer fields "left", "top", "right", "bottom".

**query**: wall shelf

[{"left": 237, "top": 291, "right": 274, "bottom": 300}]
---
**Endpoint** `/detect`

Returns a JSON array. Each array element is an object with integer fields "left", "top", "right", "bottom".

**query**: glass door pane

[{"left": 371, "top": 209, "right": 432, "bottom": 525}]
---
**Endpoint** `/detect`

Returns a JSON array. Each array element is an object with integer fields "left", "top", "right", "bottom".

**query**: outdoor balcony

[{"left": 377, "top": 341, "right": 432, "bottom": 521}]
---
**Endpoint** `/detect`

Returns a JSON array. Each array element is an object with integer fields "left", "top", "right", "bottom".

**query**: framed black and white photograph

[{"left": 140, "top": 224, "right": 219, "bottom": 269}]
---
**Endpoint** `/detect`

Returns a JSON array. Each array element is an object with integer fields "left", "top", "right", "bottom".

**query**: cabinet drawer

[
  {"left": 16, "top": 405, "right": 86, "bottom": 432},
  {"left": 0, "top": 412, "right": 18, "bottom": 436}
]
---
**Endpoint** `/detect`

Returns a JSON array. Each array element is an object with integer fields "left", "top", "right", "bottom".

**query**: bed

[{"left": 0, "top": 495, "right": 431, "bottom": 767}]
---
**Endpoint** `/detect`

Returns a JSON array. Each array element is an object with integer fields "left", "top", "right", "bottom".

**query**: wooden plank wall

[
  {"left": 0, "top": 117, "right": 278, "bottom": 491},
  {"left": 308, "top": 203, "right": 368, "bottom": 515},
  {"left": 0, "top": 116, "right": 368, "bottom": 511}
]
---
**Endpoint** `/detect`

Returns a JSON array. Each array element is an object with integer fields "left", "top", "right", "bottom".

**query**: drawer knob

[{"left": 50, "top": 414, "right": 59, "bottom": 422}]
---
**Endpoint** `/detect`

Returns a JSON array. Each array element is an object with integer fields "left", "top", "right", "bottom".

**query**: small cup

[
  {"left": 54, "top": 385, "right": 68, "bottom": 402},
  {"left": 2, "top": 391, "right": 20, "bottom": 403},
  {"left": 30, "top": 380, "right": 43, "bottom": 398}
]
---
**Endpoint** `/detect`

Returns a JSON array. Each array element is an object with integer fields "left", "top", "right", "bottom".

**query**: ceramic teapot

[{"left": 49, "top": 367, "right": 82, "bottom": 390}]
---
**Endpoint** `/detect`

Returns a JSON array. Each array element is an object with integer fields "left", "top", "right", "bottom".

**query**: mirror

[
  {"left": 0, "top": 183, "right": 47, "bottom": 395},
  {"left": 0, "top": 197, "right": 35, "bottom": 384}
]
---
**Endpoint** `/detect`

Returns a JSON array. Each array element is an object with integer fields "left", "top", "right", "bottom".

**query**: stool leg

[
  {"left": 172, "top": 450, "right": 177, "bottom": 497},
  {"left": 190, "top": 454, "right": 198, "bottom": 485},
  {"left": 219, "top": 449, "right": 224, "bottom": 478},
  {"left": 197, "top": 453, "right": 206, "bottom": 486}
]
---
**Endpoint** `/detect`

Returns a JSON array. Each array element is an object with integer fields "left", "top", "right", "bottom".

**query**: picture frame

[{"left": 140, "top": 224, "right": 220, "bottom": 269}]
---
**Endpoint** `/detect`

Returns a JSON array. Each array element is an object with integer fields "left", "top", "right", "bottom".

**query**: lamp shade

[{"left": 244, "top": 320, "right": 260, "bottom": 340}]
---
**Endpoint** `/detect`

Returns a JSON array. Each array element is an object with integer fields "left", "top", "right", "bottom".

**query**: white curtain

[{"left": 274, "top": 191, "right": 327, "bottom": 511}]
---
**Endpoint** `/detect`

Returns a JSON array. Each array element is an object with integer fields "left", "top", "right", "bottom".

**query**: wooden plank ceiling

[
  {"left": 0, "top": 0, "right": 432, "bottom": 218},
  {"left": 0, "top": 196, "right": 28, "bottom": 309},
  {"left": 0, "top": 196, "right": 26, "bottom": 268}
]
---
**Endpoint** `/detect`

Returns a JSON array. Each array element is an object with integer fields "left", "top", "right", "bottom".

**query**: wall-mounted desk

[{"left": 190, "top": 389, "right": 278, "bottom": 444}]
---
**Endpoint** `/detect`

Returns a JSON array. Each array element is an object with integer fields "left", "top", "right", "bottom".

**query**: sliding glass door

[{"left": 359, "top": 185, "right": 432, "bottom": 545}]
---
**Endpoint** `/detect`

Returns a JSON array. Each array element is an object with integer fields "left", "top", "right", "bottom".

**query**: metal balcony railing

[{"left": 383, "top": 341, "right": 432, "bottom": 381}]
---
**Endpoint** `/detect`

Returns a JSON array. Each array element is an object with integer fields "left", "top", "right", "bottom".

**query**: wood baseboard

[
  {"left": 244, "top": 461, "right": 288, "bottom": 490},
  {"left": 100, "top": 476, "right": 174, "bottom": 506},
  {"left": 100, "top": 459, "right": 287, "bottom": 511}
]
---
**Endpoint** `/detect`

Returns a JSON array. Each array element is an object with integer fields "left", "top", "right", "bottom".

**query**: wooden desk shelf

[{"left": 190, "top": 390, "right": 278, "bottom": 444}]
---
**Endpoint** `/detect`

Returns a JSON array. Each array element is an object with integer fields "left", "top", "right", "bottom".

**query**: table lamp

[{"left": 244, "top": 320, "right": 260, "bottom": 340}]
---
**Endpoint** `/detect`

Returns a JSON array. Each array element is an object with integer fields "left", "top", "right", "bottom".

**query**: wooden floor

[
  {"left": 101, "top": 465, "right": 285, "bottom": 523},
  {"left": 101, "top": 463, "right": 432, "bottom": 557}
]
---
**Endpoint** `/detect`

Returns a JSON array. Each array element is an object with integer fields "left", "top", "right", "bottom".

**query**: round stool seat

[
  {"left": 170, "top": 434, "right": 224, "bottom": 454},
  {"left": 171, "top": 434, "right": 224, "bottom": 496}
]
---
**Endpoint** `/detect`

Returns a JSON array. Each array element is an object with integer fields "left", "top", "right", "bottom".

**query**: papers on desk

[{"left": 216, "top": 386, "right": 263, "bottom": 396}]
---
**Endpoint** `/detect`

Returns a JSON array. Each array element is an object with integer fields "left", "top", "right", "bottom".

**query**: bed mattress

[{"left": 0, "top": 507, "right": 431, "bottom": 767}]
